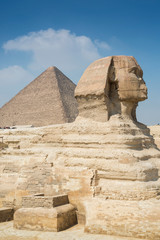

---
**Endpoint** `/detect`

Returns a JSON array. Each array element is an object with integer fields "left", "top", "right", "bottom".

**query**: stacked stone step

[{"left": 14, "top": 193, "right": 77, "bottom": 231}]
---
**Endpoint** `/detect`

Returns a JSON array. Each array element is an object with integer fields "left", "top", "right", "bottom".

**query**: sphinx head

[
  {"left": 110, "top": 56, "right": 147, "bottom": 102},
  {"left": 75, "top": 56, "right": 147, "bottom": 122}
]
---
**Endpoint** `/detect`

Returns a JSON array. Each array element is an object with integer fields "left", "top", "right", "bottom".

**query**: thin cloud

[
  {"left": 95, "top": 39, "right": 111, "bottom": 50},
  {"left": 0, "top": 65, "right": 34, "bottom": 107},
  {"left": 0, "top": 65, "right": 33, "bottom": 85},
  {"left": 3, "top": 28, "right": 110, "bottom": 80}
]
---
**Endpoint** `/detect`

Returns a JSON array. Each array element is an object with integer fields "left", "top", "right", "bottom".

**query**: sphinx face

[{"left": 113, "top": 56, "right": 148, "bottom": 102}]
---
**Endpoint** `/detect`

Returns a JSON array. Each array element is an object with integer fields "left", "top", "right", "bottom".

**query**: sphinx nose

[
  {"left": 139, "top": 78, "right": 145, "bottom": 85},
  {"left": 140, "top": 80, "right": 147, "bottom": 91}
]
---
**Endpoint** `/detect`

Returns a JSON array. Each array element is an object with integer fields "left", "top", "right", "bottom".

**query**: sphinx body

[{"left": 1, "top": 56, "right": 160, "bottom": 239}]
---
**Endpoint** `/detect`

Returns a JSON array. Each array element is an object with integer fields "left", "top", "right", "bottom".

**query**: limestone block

[
  {"left": 0, "top": 207, "right": 14, "bottom": 222},
  {"left": 14, "top": 204, "right": 77, "bottom": 231},
  {"left": 85, "top": 199, "right": 160, "bottom": 240},
  {"left": 22, "top": 194, "right": 69, "bottom": 208}
]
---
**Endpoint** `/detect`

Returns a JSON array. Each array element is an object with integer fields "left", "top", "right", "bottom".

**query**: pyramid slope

[
  {"left": 0, "top": 67, "right": 78, "bottom": 127},
  {"left": 54, "top": 67, "right": 78, "bottom": 123}
]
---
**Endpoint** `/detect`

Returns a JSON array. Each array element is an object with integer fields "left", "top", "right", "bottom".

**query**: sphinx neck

[{"left": 120, "top": 101, "right": 138, "bottom": 121}]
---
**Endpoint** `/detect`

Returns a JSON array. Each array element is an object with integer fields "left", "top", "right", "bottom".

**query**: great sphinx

[
  {"left": 1, "top": 56, "right": 160, "bottom": 239},
  {"left": 74, "top": 56, "right": 160, "bottom": 239}
]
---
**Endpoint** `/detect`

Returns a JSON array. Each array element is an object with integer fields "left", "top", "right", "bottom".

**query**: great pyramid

[{"left": 0, "top": 66, "right": 78, "bottom": 127}]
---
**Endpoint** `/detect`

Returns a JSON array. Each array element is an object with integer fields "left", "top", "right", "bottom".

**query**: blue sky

[{"left": 0, "top": 0, "right": 160, "bottom": 125}]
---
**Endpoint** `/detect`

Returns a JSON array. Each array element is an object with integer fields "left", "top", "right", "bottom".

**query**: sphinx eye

[
  {"left": 139, "top": 69, "right": 143, "bottom": 78},
  {"left": 129, "top": 67, "right": 137, "bottom": 74}
]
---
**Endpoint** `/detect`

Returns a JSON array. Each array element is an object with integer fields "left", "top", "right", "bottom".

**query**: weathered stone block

[
  {"left": 14, "top": 204, "right": 77, "bottom": 231},
  {"left": 0, "top": 207, "right": 14, "bottom": 222},
  {"left": 22, "top": 194, "right": 69, "bottom": 208},
  {"left": 84, "top": 199, "right": 160, "bottom": 239}
]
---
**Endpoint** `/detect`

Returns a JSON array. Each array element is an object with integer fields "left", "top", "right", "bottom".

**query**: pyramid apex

[{"left": 47, "top": 66, "right": 57, "bottom": 71}]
